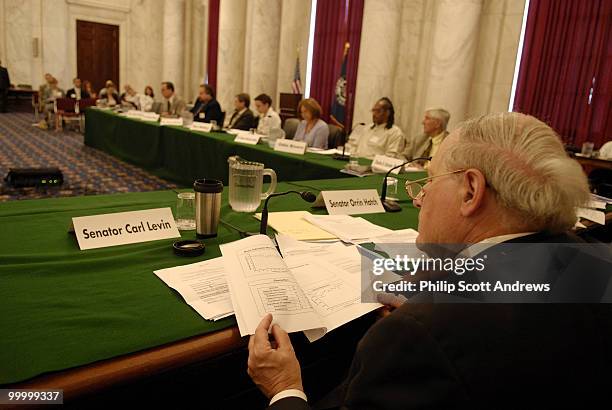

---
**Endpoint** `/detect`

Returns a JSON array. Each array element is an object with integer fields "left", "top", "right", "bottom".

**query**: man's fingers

[
  {"left": 376, "top": 292, "right": 408, "bottom": 309},
  {"left": 270, "top": 324, "right": 293, "bottom": 351},
  {"left": 253, "top": 313, "right": 273, "bottom": 348}
]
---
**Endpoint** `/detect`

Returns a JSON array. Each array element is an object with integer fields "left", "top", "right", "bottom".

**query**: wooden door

[{"left": 76, "top": 20, "right": 119, "bottom": 94}]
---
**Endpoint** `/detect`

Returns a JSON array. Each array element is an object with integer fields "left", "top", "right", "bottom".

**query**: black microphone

[
  {"left": 333, "top": 122, "right": 366, "bottom": 161},
  {"left": 260, "top": 191, "right": 317, "bottom": 234},
  {"left": 380, "top": 157, "right": 431, "bottom": 212}
]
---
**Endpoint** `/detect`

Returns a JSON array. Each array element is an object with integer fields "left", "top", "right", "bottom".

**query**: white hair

[
  {"left": 426, "top": 108, "right": 451, "bottom": 131},
  {"left": 445, "top": 112, "right": 589, "bottom": 233}
]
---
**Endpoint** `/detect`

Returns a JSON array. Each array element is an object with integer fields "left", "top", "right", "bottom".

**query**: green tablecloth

[
  {"left": 0, "top": 175, "right": 423, "bottom": 385},
  {"left": 84, "top": 109, "right": 350, "bottom": 186}
]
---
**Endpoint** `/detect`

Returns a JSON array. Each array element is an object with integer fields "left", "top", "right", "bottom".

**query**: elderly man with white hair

[
  {"left": 405, "top": 108, "right": 450, "bottom": 162},
  {"left": 245, "top": 112, "right": 612, "bottom": 410}
]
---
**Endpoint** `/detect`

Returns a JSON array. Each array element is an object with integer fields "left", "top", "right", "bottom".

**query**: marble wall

[
  {"left": 354, "top": 0, "right": 526, "bottom": 137},
  {"left": 0, "top": 0, "right": 523, "bottom": 122}
]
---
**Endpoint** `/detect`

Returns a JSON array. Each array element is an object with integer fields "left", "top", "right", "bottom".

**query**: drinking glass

[{"left": 175, "top": 192, "right": 196, "bottom": 230}]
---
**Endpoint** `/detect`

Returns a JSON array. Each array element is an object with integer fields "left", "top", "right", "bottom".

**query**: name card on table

[
  {"left": 190, "top": 122, "right": 213, "bottom": 132},
  {"left": 234, "top": 132, "right": 260, "bottom": 145},
  {"left": 321, "top": 189, "right": 385, "bottom": 215},
  {"left": 371, "top": 155, "right": 405, "bottom": 174},
  {"left": 72, "top": 208, "right": 181, "bottom": 250},
  {"left": 126, "top": 110, "right": 143, "bottom": 119},
  {"left": 160, "top": 117, "right": 184, "bottom": 126},
  {"left": 274, "top": 139, "right": 307, "bottom": 155},
  {"left": 141, "top": 112, "right": 160, "bottom": 122}
]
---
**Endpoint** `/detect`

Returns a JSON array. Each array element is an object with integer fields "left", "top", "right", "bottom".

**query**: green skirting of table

[
  {"left": 0, "top": 175, "right": 422, "bottom": 385},
  {"left": 84, "top": 109, "right": 350, "bottom": 186}
]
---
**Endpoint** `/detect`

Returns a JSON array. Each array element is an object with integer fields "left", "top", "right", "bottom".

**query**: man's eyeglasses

[{"left": 404, "top": 170, "right": 466, "bottom": 200}]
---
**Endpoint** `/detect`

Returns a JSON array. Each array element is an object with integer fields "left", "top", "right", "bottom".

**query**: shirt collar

[
  {"left": 460, "top": 232, "right": 536, "bottom": 258},
  {"left": 431, "top": 131, "right": 445, "bottom": 144}
]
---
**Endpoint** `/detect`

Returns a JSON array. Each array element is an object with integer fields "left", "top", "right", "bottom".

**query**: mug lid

[{"left": 193, "top": 178, "right": 223, "bottom": 193}]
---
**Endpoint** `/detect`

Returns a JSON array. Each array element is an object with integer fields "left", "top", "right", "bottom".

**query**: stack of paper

[
  {"left": 220, "top": 235, "right": 380, "bottom": 342},
  {"left": 254, "top": 211, "right": 337, "bottom": 241},
  {"left": 303, "top": 214, "right": 392, "bottom": 242},
  {"left": 154, "top": 258, "right": 234, "bottom": 321}
]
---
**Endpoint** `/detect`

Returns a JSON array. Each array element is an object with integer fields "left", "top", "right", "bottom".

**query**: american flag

[{"left": 292, "top": 55, "right": 302, "bottom": 94}]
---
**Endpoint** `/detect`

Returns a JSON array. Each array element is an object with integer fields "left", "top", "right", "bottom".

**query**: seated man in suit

[
  {"left": 66, "top": 77, "right": 90, "bottom": 100},
  {"left": 160, "top": 81, "right": 186, "bottom": 117},
  {"left": 227, "top": 93, "right": 256, "bottom": 131},
  {"left": 404, "top": 108, "right": 450, "bottom": 165},
  {"left": 254, "top": 93, "right": 281, "bottom": 135},
  {"left": 247, "top": 112, "right": 612, "bottom": 409},
  {"left": 191, "top": 84, "right": 222, "bottom": 124},
  {"left": 345, "top": 97, "right": 405, "bottom": 159}
]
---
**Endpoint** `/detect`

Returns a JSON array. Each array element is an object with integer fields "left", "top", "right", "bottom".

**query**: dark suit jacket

[
  {"left": 66, "top": 88, "right": 91, "bottom": 100},
  {"left": 191, "top": 98, "right": 223, "bottom": 123},
  {"left": 228, "top": 108, "right": 256, "bottom": 131},
  {"left": 0, "top": 66, "right": 10, "bottom": 89},
  {"left": 270, "top": 232, "right": 612, "bottom": 409}
]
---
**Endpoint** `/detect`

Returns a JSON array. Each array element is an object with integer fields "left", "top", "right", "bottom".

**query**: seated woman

[
  {"left": 98, "top": 80, "right": 119, "bottom": 106},
  {"left": 83, "top": 80, "right": 97, "bottom": 99},
  {"left": 139, "top": 86, "right": 155, "bottom": 112},
  {"left": 293, "top": 98, "right": 329, "bottom": 149}
]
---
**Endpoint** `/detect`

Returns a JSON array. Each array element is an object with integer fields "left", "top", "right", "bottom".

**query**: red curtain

[
  {"left": 206, "top": 0, "right": 220, "bottom": 91},
  {"left": 513, "top": 0, "right": 612, "bottom": 148},
  {"left": 309, "top": 0, "right": 364, "bottom": 129}
]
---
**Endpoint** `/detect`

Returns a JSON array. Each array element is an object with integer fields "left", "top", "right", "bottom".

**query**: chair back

[
  {"left": 78, "top": 98, "right": 97, "bottom": 110},
  {"left": 55, "top": 98, "right": 76, "bottom": 112},
  {"left": 283, "top": 118, "right": 300, "bottom": 139},
  {"left": 328, "top": 124, "right": 346, "bottom": 148},
  {"left": 220, "top": 111, "right": 226, "bottom": 127}
]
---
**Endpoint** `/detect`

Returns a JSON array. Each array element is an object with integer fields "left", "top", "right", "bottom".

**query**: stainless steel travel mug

[{"left": 194, "top": 179, "right": 223, "bottom": 238}]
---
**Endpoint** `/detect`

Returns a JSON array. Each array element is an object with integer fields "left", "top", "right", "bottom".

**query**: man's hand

[
  {"left": 247, "top": 313, "right": 304, "bottom": 399},
  {"left": 376, "top": 293, "right": 407, "bottom": 318}
]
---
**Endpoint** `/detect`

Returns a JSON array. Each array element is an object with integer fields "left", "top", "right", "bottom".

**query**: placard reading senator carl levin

[
  {"left": 72, "top": 208, "right": 181, "bottom": 250},
  {"left": 321, "top": 189, "right": 385, "bottom": 215}
]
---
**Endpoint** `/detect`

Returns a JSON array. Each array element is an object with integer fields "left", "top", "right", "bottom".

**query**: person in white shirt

[
  {"left": 159, "top": 81, "right": 186, "bottom": 117},
  {"left": 139, "top": 86, "right": 155, "bottom": 112},
  {"left": 121, "top": 84, "right": 140, "bottom": 110},
  {"left": 345, "top": 97, "right": 405, "bottom": 159},
  {"left": 254, "top": 94, "right": 281, "bottom": 135},
  {"left": 405, "top": 108, "right": 451, "bottom": 163},
  {"left": 66, "top": 78, "right": 90, "bottom": 100}
]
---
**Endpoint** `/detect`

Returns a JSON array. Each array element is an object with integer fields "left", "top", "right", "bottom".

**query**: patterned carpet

[{"left": 0, "top": 112, "right": 176, "bottom": 201}]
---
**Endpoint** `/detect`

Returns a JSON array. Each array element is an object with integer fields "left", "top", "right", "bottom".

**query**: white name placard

[
  {"left": 72, "top": 208, "right": 181, "bottom": 250},
  {"left": 190, "top": 122, "right": 213, "bottom": 132},
  {"left": 234, "top": 133, "right": 260, "bottom": 145},
  {"left": 141, "top": 112, "right": 160, "bottom": 122},
  {"left": 274, "top": 139, "right": 307, "bottom": 155},
  {"left": 371, "top": 155, "right": 405, "bottom": 174},
  {"left": 321, "top": 189, "right": 385, "bottom": 215},
  {"left": 126, "top": 110, "right": 143, "bottom": 119},
  {"left": 160, "top": 117, "right": 184, "bottom": 126}
]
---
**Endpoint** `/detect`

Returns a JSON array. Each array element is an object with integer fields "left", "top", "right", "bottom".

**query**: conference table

[
  {"left": 0, "top": 174, "right": 424, "bottom": 407},
  {"left": 84, "top": 108, "right": 350, "bottom": 187}
]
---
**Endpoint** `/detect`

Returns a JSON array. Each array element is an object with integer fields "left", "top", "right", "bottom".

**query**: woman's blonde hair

[{"left": 445, "top": 112, "right": 589, "bottom": 233}]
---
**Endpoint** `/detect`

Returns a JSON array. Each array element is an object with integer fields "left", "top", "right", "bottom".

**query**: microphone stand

[
  {"left": 333, "top": 123, "right": 365, "bottom": 161},
  {"left": 260, "top": 190, "right": 316, "bottom": 234},
  {"left": 381, "top": 156, "right": 431, "bottom": 212}
]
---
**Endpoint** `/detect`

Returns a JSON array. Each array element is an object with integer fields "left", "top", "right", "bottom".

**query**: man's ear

[{"left": 459, "top": 169, "right": 487, "bottom": 217}]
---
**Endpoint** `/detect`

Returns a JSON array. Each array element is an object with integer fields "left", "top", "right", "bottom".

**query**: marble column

[
  {"left": 4, "top": 0, "right": 34, "bottom": 87},
  {"left": 162, "top": 0, "right": 186, "bottom": 96},
  {"left": 243, "top": 0, "right": 281, "bottom": 102},
  {"left": 352, "top": 0, "right": 402, "bottom": 127},
  {"left": 217, "top": 0, "right": 247, "bottom": 113},
  {"left": 276, "top": 0, "right": 311, "bottom": 107},
  {"left": 422, "top": 0, "right": 483, "bottom": 130}
]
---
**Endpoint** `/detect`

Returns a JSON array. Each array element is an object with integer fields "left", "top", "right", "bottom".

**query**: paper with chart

[
  {"left": 220, "top": 235, "right": 322, "bottom": 337},
  {"left": 221, "top": 234, "right": 381, "bottom": 341},
  {"left": 154, "top": 257, "right": 234, "bottom": 321}
]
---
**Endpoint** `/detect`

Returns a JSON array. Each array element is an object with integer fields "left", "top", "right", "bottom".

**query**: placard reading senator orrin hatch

[{"left": 72, "top": 208, "right": 181, "bottom": 250}]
